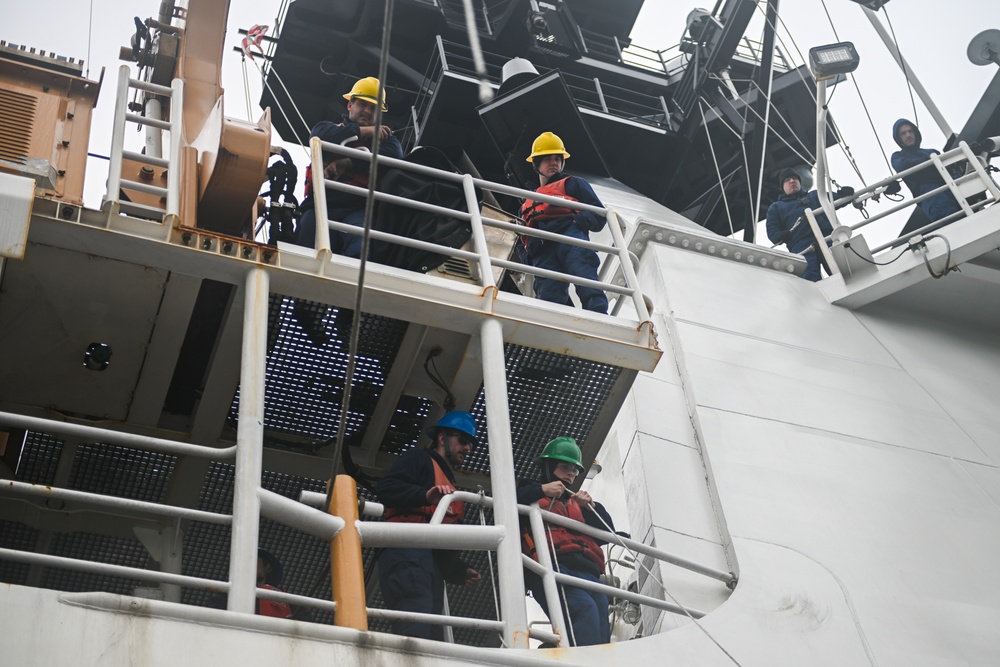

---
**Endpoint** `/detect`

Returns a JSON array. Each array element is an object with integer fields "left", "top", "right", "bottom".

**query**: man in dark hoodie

[
  {"left": 519, "top": 132, "right": 608, "bottom": 314},
  {"left": 765, "top": 167, "right": 853, "bottom": 282},
  {"left": 890, "top": 119, "right": 963, "bottom": 227},
  {"left": 296, "top": 76, "right": 403, "bottom": 257}
]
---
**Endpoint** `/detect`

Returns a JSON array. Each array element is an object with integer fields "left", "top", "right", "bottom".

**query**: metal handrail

[
  {"left": 105, "top": 65, "right": 182, "bottom": 223},
  {"left": 800, "top": 140, "right": 1000, "bottom": 264},
  {"left": 309, "top": 138, "right": 651, "bottom": 317}
]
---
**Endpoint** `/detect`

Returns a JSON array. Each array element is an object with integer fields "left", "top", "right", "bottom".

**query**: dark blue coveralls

[
  {"left": 516, "top": 481, "right": 614, "bottom": 646},
  {"left": 765, "top": 189, "right": 834, "bottom": 282},
  {"left": 296, "top": 116, "right": 403, "bottom": 258},
  {"left": 519, "top": 173, "right": 609, "bottom": 314},
  {"left": 891, "top": 118, "right": 962, "bottom": 226},
  {"left": 375, "top": 448, "right": 473, "bottom": 641}
]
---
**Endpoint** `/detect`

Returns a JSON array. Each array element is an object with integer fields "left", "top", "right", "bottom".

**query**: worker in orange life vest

[
  {"left": 519, "top": 132, "right": 609, "bottom": 314},
  {"left": 375, "top": 410, "right": 482, "bottom": 640},
  {"left": 517, "top": 437, "right": 614, "bottom": 646}
]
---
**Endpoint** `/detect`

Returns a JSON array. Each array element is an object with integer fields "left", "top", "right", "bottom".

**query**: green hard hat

[{"left": 537, "top": 436, "right": 583, "bottom": 470}]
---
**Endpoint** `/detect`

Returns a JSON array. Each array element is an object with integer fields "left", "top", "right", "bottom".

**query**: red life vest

[
  {"left": 521, "top": 496, "right": 605, "bottom": 571},
  {"left": 383, "top": 455, "right": 464, "bottom": 524},
  {"left": 257, "top": 585, "right": 293, "bottom": 618}
]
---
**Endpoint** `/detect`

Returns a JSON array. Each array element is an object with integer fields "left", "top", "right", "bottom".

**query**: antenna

[{"left": 967, "top": 29, "right": 1000, "bottom": 67}]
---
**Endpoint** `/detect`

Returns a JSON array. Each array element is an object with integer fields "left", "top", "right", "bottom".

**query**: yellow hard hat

[
  {"left": 343, "top": 76, "right": 387, "bottom": 112},
  {"left": 526, "top": 131, "right": 570, "bottom": 162}
]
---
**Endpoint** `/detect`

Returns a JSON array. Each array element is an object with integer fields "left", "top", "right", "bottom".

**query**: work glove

[
  {"left": 885, "top": 180, "right": 902, "bottom": 195},
  {"left": 835, "top": 186, "right": 855, "bottom": 199}
]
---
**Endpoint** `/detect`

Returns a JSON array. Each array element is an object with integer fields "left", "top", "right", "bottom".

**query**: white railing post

[
  {"left": 528, "top": 505, "right": 570, "bottom": 647},
  {"left": 104, "top": 65, "right": 131, "bottom": 215},
  {"left": 606, "top": 212, "right": 650, "bottom": 322},
  {"left": 166, "top": 78, "right": 183, "bottom": 221},
  {"left": 479, "top": 318, "right": 530, "bottom": 648},
  {"left": 462, "top": 174, "right": 495, "bottom": 291},
  {"left": 310, "top": 136, "right": 332, "bottom": 258},
  {"left": 229, "top": 267, "right": 269, "bottom": 613}
]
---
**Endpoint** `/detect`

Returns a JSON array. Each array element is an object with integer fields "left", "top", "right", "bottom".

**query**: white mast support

[
  {"left": 479, "top": 318, "right": 530, "bottom": 648},
  {"left": 145, "top": 97, "right": 163, "bottom": 159},
  {"left": 229, "top": 267, "right": 269, "bottom": 613},
  {"left": 862, "top": 7, "right": 954, "bottom": 139},
  {"left": 463, "top": 174, "right": 496, "bottom": 291}
]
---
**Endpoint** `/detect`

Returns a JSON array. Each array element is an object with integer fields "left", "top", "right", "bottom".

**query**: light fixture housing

[{"left": 809, "top": 42, "right": 860, "bottom": 80}]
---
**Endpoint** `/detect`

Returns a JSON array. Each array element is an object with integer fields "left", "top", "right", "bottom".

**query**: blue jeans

[
  {"left": 530, "top": 226, "right": 608, "bottom": 314},
  {"left": 296, "top": 207, "right": 365, "bottom": 258},
  {"left": 920, "top": 190, "right": 962, "bottom": 224},
  {"left": 528, "top": 565, "right": 610, "bottom": 646},
  {"left": 378, "top": 548, "right": 444, "bottom": 641}
]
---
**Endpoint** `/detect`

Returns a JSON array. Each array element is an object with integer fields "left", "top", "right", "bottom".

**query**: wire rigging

[
  {"left": 882, "top": 6, "right": 920, "bottom": 127},
  {"left": 325, "top": 0, "right": 397, "bottom": 502},
  {"left": 698, "top": 97, "right": 736, "bottom": 236}
]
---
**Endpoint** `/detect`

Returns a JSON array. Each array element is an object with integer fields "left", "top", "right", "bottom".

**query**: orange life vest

[
  {"left": 521, "top": 496, "right": 605, "bottom": 571},
  {"left": 383, "top": 455, "right": 464, "bottom": 524},
  {"left": 520, "top": 178, "right": 579, "bottom": 226}
]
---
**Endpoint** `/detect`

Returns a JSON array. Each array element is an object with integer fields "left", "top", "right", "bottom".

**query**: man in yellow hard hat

[
  {"left": 297, "top": 76, "right": 403, "bottom": 258},
  {"left": 519, "top": 132, "right": 609, "bottom": 313}
]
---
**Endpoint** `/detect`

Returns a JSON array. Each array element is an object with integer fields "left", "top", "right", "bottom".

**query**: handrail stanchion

[
  {"left": 309, "top": 136, "right": 332, "bottom": 259},
  {"left": 480, "top": 318, "right": 530, "bottom": 648},
  {"left": 463, "top": 174, "right": 495, "bottom": 293},
  {"left": 329, "top": 474, "right": 368, "bottom": 630},
  {"left": 165, "top": 78, "right": 183, "bottom": 225},
  {"left": 607, "top": 211, "right": 650, "bottom": 322},
  {"left": 228, "top": 267, "right": 269, "bottom": 613},
  {"left": 528, "top": 505, "right": 570, "bottom": 647},
  {"left": 104, "top": 65, "right": 131, "bottom": 217},
  {"left": 803, "top": 209, "right": 840, "bottom": 277}
]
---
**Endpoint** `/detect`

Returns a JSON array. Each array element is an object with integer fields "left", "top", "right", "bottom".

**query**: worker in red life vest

[
  {"left": 256, "top": 547, "right": 293, "bottom": 618},
  {"left": 517, "top": 436, "right": 614, "bottom": 646},
  {"left": 519, "top": 132, "right": 609, "bottom": 314},
  {"left": 517, "top": 437, "right": 614, "bottom": 646},
  {"left": 296, "top": 76, "right": 403, "bottom": 257},
  {"left": 375, "top": 410, "right": 482, "bottom": 640}
]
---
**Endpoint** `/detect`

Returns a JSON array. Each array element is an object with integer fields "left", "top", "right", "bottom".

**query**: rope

[
  {"left": 697, "top": 97, "right": 736, "bottom": 236},
  {"left": 242, "top": 54, "right": 311, "bottom": 153},
  {"left": 86, "top": 0, "right": 94, "bottom": 79},
  {"left": 325, "top": 0, "right": 396, "bottom": 494},
  {"left": 582, "top": 502, "right": 743, "bottom": 667}
]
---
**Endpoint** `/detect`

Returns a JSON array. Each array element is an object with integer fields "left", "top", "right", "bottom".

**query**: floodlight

[{"left": 809, "top": 42, "right": 860, "bottom": 80}]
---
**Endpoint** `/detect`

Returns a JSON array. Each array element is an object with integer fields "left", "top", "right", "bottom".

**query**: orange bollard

[{"left": 328, "top": 474, "right": 367, "bottom": 630}]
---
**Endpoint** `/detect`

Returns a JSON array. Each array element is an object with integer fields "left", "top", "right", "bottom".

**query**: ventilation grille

[{"left": 0, "top": 88, "right": 36, "bottom": 163}]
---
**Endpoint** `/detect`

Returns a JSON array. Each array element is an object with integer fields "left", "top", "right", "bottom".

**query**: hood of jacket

[{"left": 893, "top": 118, "right": 923, "bottom": 150}]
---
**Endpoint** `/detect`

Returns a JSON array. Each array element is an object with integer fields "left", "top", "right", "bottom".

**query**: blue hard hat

[{"left": 425, "top": 410, "right": 478, "bottom": 446}]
